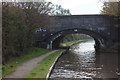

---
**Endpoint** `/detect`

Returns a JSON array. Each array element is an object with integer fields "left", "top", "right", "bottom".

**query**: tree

[
  {"left": 50, "top": 5, "right": 71, "bottom": 15},
  {"left": 101, "top": 1, "right": 120, "bottom": 17},
  {"left": 2, "top": 1, "right": 71, "bottom": 63},
  {"left": 2, "top": 4, "right": 27, "bottom": 62}
]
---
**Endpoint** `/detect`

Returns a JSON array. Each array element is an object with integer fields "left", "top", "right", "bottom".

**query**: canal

[{"left": 49, "top": 40, "right": 119, "bottom": 79}]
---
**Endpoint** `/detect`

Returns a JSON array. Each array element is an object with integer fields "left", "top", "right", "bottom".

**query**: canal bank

[
  {"left": 25, "top": 50, "right": 64, "bottom": 78},
  {"left": 2, "top": 48, "right": 52, "bottom": 77},
  {"left": 3, "top": 49, "right": 65, "bottom": 79},
  {"left": 46, "top": 50, "right": 66, "bottom": 79},
  {"left": 4, "top": 50, "right": 58, "bottom": 78}
]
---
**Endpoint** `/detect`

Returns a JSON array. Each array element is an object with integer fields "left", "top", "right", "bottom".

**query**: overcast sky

[{"left": 46, "top": 0, "right": 103, "bottom": 15}]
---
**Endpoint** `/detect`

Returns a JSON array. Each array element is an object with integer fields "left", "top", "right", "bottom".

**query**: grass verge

[
  {"left": 60, "top": 40, "right": 84, "bottom": 47},
  {"left": 25, "top": 50, "right": 63, "bottom": 78},
  {"left": 2, "top": 48, "right": 51, "bottom": 77},
  {"left": 0, "top": 65, "right": 2, "bottom": 78},
  {"left": 60, "top": 39, "right": 93, "bottom": 47}
]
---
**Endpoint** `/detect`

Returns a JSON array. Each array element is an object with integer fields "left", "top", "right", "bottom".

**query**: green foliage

[
  {"left": 101, "top": 2, "right": 120, "bottom": 16},
  {"left": 0, "top": 65, "right": 2, "bottom": 77},
  {"left": 2, "top": 2, "right": 71, "bottom": 63},
  {"left": 2, "top": 48, "right": 51, "bottom": 77},
  {"left": 25, "top": 50, "right": 63, "bottom": 78},
  {"left": 2, "top": 5, "right": 28, "bottom": 62},
  {"left": 51, "top": 5, "right": 71, "bottom": 15},
  {"left": 60, "top": 40, "right": 84, "bottom": 47}
]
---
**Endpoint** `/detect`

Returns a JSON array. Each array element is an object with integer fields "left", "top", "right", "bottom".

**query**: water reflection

[
  {"left": 70, "top": 40, "right": 95, "bottom": 52},
  {"left": 49, "top": 40, "right": 119, "bottom": 79}
]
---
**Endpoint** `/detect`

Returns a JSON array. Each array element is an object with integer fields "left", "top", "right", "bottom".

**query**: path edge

[{"left": 46, "top": 50, "right": 66, "bottom": 80}]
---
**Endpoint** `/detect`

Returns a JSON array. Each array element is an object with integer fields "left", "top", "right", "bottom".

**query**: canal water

[{"left": 49, "top": 40, "right": 119, "bottom": 80}]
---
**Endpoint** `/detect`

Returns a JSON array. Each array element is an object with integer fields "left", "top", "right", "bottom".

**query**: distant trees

[
  {"left": 50, "top": 5, "right": 71, "bottom": 15},
  {"left": 2, "top": 2, "right": 71, "bottom": 63},
  {"left": 101, "top": 1, "right": 120, "bottom": 17}
]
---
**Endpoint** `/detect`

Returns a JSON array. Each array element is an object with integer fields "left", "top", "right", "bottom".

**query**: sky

[{"left": 46, "top": 0, "right": 103, "bottom": 15}]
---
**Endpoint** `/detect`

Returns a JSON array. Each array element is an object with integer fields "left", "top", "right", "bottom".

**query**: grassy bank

[
  {"left": 60, "top": 40, "right": 84, "bottom": 47},
  {"left": 0, "top": 65, "right": 2, "bottom": 78},
  {"left": 2, "top": 48, "right": 51, "bottom": 77},
  {"left": 25, "top": 50, "right": 63, "bottom": 78},
  {"left": 60, "top": 39, "right": 93, "bottom": 47}
]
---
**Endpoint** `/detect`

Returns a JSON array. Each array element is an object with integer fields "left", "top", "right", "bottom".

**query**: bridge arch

[
  {"left": 36, "top": 15, "right": 119, "bottom": 51},
  {"left": 45, "top": 28, "right": 106, "bottom": 50}
]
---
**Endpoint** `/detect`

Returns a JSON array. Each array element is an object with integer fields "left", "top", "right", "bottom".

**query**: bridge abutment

[{"left": 46, "top": 41, "right": 53, "bottom": 49}]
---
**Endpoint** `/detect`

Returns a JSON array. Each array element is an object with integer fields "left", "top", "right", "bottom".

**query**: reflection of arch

[{"left": 45, "top": 28, "right": 106, "bottom": 49}]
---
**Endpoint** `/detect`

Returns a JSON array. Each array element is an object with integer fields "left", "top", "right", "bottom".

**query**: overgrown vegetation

[
  {"left": 25, "top": 50, "right": 63, "bottom": 78},
  {"left": 2, "top": 2, "right": 71, "bottom": 63},
  {"left": 0, "top": 65, "right": 2, "bottom": 77},
  {"left": 2, "top": 48, "right": 51, "bottom": 77}
]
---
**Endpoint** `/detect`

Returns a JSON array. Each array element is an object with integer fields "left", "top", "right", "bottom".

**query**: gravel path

[{"left": 4, "top": 50, "right": 58, "bottom": 78}]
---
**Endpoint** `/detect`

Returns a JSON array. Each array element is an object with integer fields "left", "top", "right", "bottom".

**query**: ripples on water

[{"left": 50, "top": 40, "right": 119, "bottom": 79}]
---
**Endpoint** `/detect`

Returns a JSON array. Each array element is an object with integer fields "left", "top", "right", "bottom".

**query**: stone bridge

[{"left": 36, "top": 14, "right": 119, "bottom": 50}]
